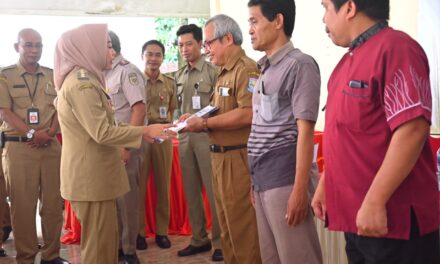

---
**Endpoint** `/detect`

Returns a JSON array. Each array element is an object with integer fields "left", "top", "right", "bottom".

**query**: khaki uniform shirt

[
  {"left": 175, "top": 56, "right": 218, "bottom": 115},
  {"left": 57, "top": 67, "right": 144, "bottom": 201},
  {"left": 105, "top": 55, "right": 146, "bottom": 124},
  {"left": 210, "top": 49, "right": 259, "bottom": 146},
  {"left": 0, "top": 62, "right": 57, "bottom": 135},
  {"left": 144, "top": 72, "right": 177, "bottom": 123}
]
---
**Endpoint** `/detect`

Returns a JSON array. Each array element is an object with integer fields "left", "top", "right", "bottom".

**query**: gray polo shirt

[
  {"left": 105, "top": 55, "right": 146, "bottom": 124},
  {"left": 248, "top": 41, "right": 320, "bottom": 192}
]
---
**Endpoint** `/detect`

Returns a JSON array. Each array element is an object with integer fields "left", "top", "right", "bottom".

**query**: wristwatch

[{"left": 26, "top": 129, "right": 36, "bottom": 140}]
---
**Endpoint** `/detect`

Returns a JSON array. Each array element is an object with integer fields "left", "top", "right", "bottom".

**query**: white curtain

[{"left": 419, "top": 0, "right": 440, "bottom": 130}]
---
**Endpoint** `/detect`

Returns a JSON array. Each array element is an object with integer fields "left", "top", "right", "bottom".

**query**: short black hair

[
  {"left": 331, "top": 0, "right": 389, "bottom": 20},
  {"left": 141, "top": 40, "right": 165, "bottom": 55},
  {"left": 176, "top": 24, "right": 203, "bottom": 42},
  {"left": 108, "top": 30, "right": 121, "bottom": 54},
  {"left": 248, "top": 0, "right": 296, "bottom": 37}
]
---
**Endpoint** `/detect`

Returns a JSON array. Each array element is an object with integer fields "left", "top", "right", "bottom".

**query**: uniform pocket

[
  {"left": 44, "top": 83, "right": 58, "bottom": 107},
  {"left": 10, "top": 89, "right": 30, "bottom": 108},
  {"left": 197, "top": 83, "right": 213, "bottom": 107}
]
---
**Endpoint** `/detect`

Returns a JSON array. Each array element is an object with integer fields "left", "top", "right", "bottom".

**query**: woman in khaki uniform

[{"left": 54, "top": 24, "right": 174, "bottom": 264}]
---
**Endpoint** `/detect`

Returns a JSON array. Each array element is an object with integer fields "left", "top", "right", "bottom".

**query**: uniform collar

[
  {"left": 222, "top": 48, "right": 245, "bottom": 72},
  {"left": 112, "top": 54, "right": 123, "bottom": 69},
  {"left": 16, "top": 61, "right": 45, "bottom": 76},
  {"left": 145, "top": 71, "right": 165, "bottom": 83},
  {"left": 257, "top": 41, "right": 294, "bottom": 71},
  {"left": 350, "top": 20, "right": 388, "bottom": 50},
  {"left": 186, "top": 56, "right": 205, "bottom": 73}
]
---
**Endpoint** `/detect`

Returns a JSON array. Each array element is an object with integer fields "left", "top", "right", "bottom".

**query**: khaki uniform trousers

[
  {"left": 179, "top": 132, "right": 221, "bottom": 248},
  {"left": 2, "top": 141, "right": 62, "bottom": 264},
  {"left": 139, "top": 140, "right": 172, "bottom": 236},
  {"left": 117, "top": 149, "right": 141, "bottom": 255},
  {"left": 0, "top": 148, "right": 5, "bottom": 241},
  {"left": 2, "top": 199, "right": 11, "bottom": 230},
  {"left": 211, "top": 148, "right": 262, "bottom": 264},
  {"left": 71, "top": 200, "right": 118, "bottom": 264}
]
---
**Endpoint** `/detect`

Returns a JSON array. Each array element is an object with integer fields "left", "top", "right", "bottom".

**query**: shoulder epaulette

[
  {"left": 40, "top": 66, "right": 53, "bottom": 71},
  {"left": 163, "top": 73, "right": 175, "bottom": 80},
  {"left": 0, "top": 65, "right": 17, "bottom": 72},
  {"left": 78, "top": 84, "right": 94, "bottom": 91},
  {"left": 119, "top": 59, "right": 130, "bottom": 66},
  {"left": 77, "top": 69, "right": 89, "bottom": 80},
  {"left": 176, "top": 65, "right": 187, "bottom": 73}
]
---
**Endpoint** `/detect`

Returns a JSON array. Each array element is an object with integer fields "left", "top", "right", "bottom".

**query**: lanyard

[{"left": 22, "top": 74, "right": 40, "bottom": 107}]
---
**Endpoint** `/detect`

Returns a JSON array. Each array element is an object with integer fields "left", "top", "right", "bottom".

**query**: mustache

[{"left": 325, "top": 27, "right": 330, "bottom": 34}]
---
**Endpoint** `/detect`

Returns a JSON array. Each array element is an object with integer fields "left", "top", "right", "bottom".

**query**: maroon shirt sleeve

[{"left": 383, "top": 36, "right": 432, "bottom": 131}]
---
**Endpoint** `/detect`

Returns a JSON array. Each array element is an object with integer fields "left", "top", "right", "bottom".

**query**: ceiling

[{"left": 0, "top": 0, "right": 210, "bottom": 17}]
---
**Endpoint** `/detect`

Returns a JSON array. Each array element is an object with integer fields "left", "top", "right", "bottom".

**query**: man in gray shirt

[
  {"left": 105, "top": 31, "right": 146, "bottom": 264},
  {"left": 247, "top": 0, "right": 322, "bottom": 263}
]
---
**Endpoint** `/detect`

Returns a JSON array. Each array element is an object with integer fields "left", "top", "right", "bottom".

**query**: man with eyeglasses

[
  {"left": 0, "top": 28, "right": 68, "bottom": 264},
  {"left": 174, "top": 24, "right": 223, "bottom": 261},
  {"left": 183, "top": 14, "right": 262, "bottom": 264}
]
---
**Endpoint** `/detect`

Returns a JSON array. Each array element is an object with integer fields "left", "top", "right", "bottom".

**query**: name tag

[
  {"left": 192, "top": 95, "right": 201, "bottom": 109},
  {"left": 159, "top": 106, "right": 167, "bottom": 119},
  {"left": 219, "top": 87, "right": 230, "bottom": 97},
  {"left": 27, "top": 108, "right": 40, "bottom": 124},
  {"left": 13, "top": 84, "right": 26, "bottom": 88}
]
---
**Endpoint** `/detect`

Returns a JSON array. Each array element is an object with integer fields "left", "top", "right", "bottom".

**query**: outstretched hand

[{"left": 143, "top": 123, "right": 176, "bottom": 144}]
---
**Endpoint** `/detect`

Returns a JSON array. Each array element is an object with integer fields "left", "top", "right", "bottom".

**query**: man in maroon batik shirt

[{"left": 312, "top": 0, "right": 440, "bottom": 263}]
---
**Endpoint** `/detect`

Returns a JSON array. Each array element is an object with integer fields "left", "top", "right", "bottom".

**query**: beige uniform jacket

[
  {"left": 210, "top": 49, "right": 258, "bottom": 146},
  {"left": 57, "top": 67, "right": 144, "bottom": 202},
  {"left": 0, "top": 63, "right": 56, "bottom": 134},
  {"left": 145, "top": 73, "right": 177, "bottom": 123},
  {"left": 175, "top": 56, "right": 218, "bottom": 115}
]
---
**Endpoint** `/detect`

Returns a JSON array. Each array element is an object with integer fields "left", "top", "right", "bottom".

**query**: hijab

[{"left": 54, "top": 24, "right": 108, "bottom": 90}]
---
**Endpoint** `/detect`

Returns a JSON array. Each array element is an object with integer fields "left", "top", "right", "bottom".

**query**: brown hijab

[{"left": 54, "top": 24, "right": 108, "bottom": 90}]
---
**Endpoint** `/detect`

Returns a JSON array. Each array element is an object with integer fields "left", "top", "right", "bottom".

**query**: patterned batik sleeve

[{"left": 383, "top": 40, "right": 432, "bottom": 131}]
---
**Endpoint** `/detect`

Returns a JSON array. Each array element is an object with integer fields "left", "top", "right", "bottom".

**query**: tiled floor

[{"left": 0, "top": 234, "right": 223, "bottom": 264}]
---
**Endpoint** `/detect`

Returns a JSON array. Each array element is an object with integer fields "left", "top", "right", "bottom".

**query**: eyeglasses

[{"left": 203, "top": 36, "right": 222, "bottom": 50}]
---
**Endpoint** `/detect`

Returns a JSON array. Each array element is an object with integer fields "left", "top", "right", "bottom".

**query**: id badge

[
  {"left": 27, "top": 108, "right": 40, "bottom": 125},
  {"left": 159, "top": 106, "right": 167, "bottom": 119},
  {"left": 220, "top": 87, "right": 230, "bottom": 97},
  {"left": 192, "top": 95, "right": 201, "bottom": 110}
]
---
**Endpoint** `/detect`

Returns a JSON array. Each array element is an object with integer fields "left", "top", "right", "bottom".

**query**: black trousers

[{"left": 345, "top": 210, "right": 440, "bottom": 264}]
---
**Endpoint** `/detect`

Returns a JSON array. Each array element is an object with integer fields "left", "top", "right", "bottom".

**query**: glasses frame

[{"left": 202, "top": 36, "right": 223, "bottom": 50}]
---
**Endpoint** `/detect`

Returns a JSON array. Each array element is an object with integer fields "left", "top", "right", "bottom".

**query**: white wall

[
  {"left": 0, "top": 15, "right": 156, "bottom": 72},
  {"left": 210, "top": 0, "right": 420, "bottom": 131}
]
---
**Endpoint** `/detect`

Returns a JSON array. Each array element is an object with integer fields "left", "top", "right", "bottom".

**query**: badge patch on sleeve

[
  {"left": 128, "top": 73, "right": 139, "bottom": 86},
  {"left": 247, "top": 72, "right": 259, "bottom": 93}
]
